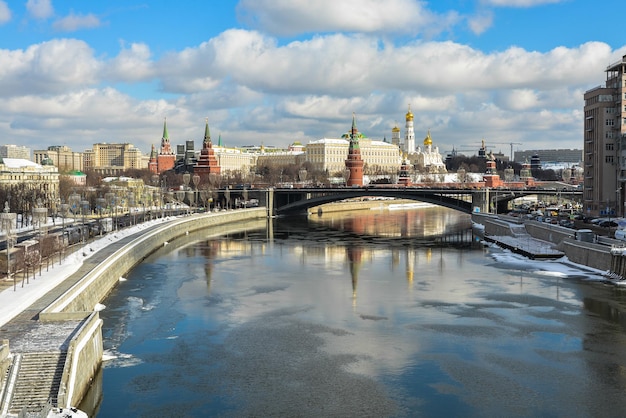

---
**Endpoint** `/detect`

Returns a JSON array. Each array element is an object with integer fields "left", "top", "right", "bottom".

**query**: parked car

[{"left": 599, "top": 220, "right": 618, "bottom": 228}]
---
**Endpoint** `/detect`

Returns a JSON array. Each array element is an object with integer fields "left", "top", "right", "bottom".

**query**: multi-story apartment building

[
  {"left": 83, "top": 143, "right": 147, "bottom": 175},
  {"left": 583, "top": 54, "right": 626, "bottom": 217},
  {"left": 0, "top": 145, "right": 31, "bottom": 160},
  {"left": 34, "top": 145, "right": 83, "bottom": 172}
]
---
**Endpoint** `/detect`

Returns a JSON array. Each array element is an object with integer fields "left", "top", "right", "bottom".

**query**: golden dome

[
  {"left": 423, "top": 130, "right": 432, "bottom": 146},
  {"left": 405, "top": 104, "right": 413, "bottom": 122},
  {"left": 392, "top": 125, "right": 400, "bottom": 133}
]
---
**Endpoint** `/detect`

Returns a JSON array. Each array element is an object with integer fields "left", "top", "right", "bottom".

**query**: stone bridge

[{"left": 228, "top": 187, "right": 582, "bottom": 216}]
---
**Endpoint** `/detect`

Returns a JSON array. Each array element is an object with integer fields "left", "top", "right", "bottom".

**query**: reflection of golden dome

[
  {"left": 405, "top": 105, "right": 413, "bottom": 122},
  {"left": 423, "top": 130, "right": 432, "bottom": 146}
]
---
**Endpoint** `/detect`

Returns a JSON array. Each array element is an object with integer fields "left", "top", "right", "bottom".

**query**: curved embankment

[{"left": 40, "top": 208, "right": 267, "bottom": 409}]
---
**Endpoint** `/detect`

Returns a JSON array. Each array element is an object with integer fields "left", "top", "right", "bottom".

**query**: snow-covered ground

[{"left": 0, "top": 217, "right": 172, "bottom": 328}]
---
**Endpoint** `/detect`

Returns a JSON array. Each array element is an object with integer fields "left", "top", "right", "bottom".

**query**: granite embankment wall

[
  {"left": 473, "top": 213, "right": 614, "bottom": 271},
  {"left": 41, "top": 208, "right": 266, "bottom": 316},
  {"left": 39, "top": 208, "right": 267, "bottom": 409}
]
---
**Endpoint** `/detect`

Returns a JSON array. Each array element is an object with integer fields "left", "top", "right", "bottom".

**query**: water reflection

[{"left": 88, "top": 207, "right": 626, "bottom": 417}]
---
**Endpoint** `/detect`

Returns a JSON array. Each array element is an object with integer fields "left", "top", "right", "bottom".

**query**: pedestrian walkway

[{"left": 0, "top": 219, "right": 170, "bottom": 347}]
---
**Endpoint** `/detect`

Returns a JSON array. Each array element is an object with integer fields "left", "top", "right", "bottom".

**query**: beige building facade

[
  {"left": 583, "top": 54, "right": 626, "bottom": 217},
  {"left": 83, "top": 143, "right": 147, "bottom": 175},
  {"left": 0, "top": 158, "right": 59, "bottom": 203},
  {"left": 34, "top": 145, "right": 84, "bottom": 173}
]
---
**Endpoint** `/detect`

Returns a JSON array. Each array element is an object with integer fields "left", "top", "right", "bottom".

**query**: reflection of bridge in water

[{"left": 240, "top": 187, "right": 582, "bottom": 216}]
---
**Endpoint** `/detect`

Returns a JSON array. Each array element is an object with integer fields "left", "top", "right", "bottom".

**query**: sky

[{"left": 0, "top": 0, "right": 624, "bottom": 158}]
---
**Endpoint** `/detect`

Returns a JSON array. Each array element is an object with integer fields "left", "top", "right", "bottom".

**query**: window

[
  {"left": 607, "top": 143, "right": 615, "bottom": 151},
  {"left": 607, "top": 119, "right": 615, "bottom": 126},
  {"left": 606, "top": 155, "right": 615, "bottom": 163}
]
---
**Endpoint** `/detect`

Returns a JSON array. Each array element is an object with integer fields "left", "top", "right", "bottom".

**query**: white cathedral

[{"left": 391, "top": 105, "right": 447, "bottom": 174}]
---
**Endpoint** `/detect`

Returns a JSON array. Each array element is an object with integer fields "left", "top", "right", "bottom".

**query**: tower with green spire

[
  {"left": 194, "top": 118, "right": 221, "bottom": 176},
  {"left": 153, "top": 117, "right": 176, "bottom": 174}
]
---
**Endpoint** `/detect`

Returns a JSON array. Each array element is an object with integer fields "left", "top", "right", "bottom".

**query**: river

[{"left": 85, "top": 206, "right": 626, "bottom": 417}]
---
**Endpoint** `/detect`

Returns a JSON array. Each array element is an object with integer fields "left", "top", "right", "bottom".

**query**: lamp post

[
  {"left": 1, "top": 202, "right": 17, "bottom": 291},
  {"left": 224, "top": 187, "right": 231, "bottom": 211},
  {"left": 183, "top": 173, "right": 191, "bottom": 215},
  {"left": 32, "top": 205, "right": 47, "bottom": 276},
  {"left": 299, "top": 167, "right": 308, "bottom": 186},
  {"left": 127, "top": 191, "right": 135, "bottom": 225},
  {"left": 59, "top": 203, "right": 69, "bottom": 262},
  {"left": 69, "top": 192, "right": 81, "bottom": 224},
  {"left": 80, "top": 200, "right": 89, "bottom": 245},
  {"left": 193, "top": 174, "right": 200, "bottom": 212},
  {"left": 176, "top": 190, "right": 185, "bottom": 215},
  {"left": 96, "top": 197, "right": 106, "bottom": 235}
]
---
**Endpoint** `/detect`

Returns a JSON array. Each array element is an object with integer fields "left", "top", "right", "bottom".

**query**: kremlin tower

[
  {"left": 194, "top": 118, "right": 221, "bottom": 177},
  {"left": 148, "top": 144, "right": 158, "bottom": 173},
  {"left": 404, "top": 104, "right": 415, "bottom": 154},
  {"left": 345, "top": 113, "right": 364, "bottom": 186},
  {"left": 151, "top": 118, "right": 176, "bottom": 174}
]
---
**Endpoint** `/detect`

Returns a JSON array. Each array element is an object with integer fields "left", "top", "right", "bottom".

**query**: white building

[
  {"left": 305, "top": 137, "right": 401, "bottom": 175},
  {"left": 409, "top": 130, "right": 447, "bottom": 173},
  {"left": 0, "top": 158, "right": 59, "bottom": 203}
]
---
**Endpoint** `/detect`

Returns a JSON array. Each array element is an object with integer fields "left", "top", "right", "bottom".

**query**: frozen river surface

[{"left": 89, "top": 208, "right": 626, "bottom": 417}]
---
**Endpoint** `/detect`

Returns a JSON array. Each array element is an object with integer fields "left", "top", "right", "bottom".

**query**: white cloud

[
  {"left": 0, "top": 25, "right": 618, "bottom": 154},
  {"left": 236, "top": 0, "right": 459, "bottom": 37},
  {"left": 0, "top": 39, "right": 100, "bottom": 96},
  {"left": 0, "top": 1, "right": 11, "bottom": 24},
  {"left": 467, "top": 10, "right": 493, "bottom": 35},
  {"left": 52, "top": 12, "right": 101, "bottom": 32},
  {"left": 103, "top": 42, "right": 154, "bottom": 82},
  {"left": 26, "top": 0, "right": 53, "bottom": 20}
]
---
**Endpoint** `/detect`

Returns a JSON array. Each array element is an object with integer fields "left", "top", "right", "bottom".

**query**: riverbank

[
  {"left": 311, "top": 198, "right": 432, "bottom": 215},
  {"left": 0, "top": 209, "right": 267, "bottom": 417}
]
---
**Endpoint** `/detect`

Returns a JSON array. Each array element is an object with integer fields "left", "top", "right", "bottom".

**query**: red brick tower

[
  {"left": 156, "top": 118, "right": 176, "bottom": 173},
  {"left": 483, "top": 152, "right": 502, "bottom": 188},
  {"left": 194, "top": 118, "right": 221, "bottom": 177},
  {"left": 148, "top": 144, "right": 158, "bottom": 174},
  {"left": 345, "top": 113, "right": 364, "bottom": 186}
]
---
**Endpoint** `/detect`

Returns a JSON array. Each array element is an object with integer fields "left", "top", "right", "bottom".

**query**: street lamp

[
  {"left": 80, "top": 200, "right": 89, "bottom": 245},
  {"left": 193, "top": 174, "right": 200, "bottom": 212},
  {"left": 32, "top": 205, "right": 47, "bottom": 276},
  {"left": 59, "top": 203, "right": 69, "bottom": 262},
  {"left": 299, "top": 167, "right": 308, "bottom": 186},
  {"left": 96, "top": 197, "right": 106, "bottom": 235},
  {"left": 224, "top": 187, "right": 231, "bottom": 211},
  {"left": 183, "top": 173, "right": 191, "bottom": 215},
  {"left": 1, "top": 202, "right": 17, "bottom": 291},
  {"left": 176, "top": 190, "right": 185, "bottom": 215},
  {"left": 69, "top": 192, "right": 81, "bottom": 223}
]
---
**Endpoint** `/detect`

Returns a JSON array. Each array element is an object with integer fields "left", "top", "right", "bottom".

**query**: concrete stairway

[{"left": 6, "top": 351, "right": 66, "bottom": 415}]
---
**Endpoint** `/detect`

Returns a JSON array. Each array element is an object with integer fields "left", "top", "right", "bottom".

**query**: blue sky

[{"left": 0, "top": 0, "right": 624, "bottom": 158}]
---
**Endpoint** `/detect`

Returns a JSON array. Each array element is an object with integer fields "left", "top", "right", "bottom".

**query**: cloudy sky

[{"left": 0, "top": 0, "right": 624, "bottom": 158}]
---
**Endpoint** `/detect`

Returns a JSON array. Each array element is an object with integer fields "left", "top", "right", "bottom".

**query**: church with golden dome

[
  {"left": 409, "top": 130, "right": 447, "bottom": 173},
  {"left": 393, "top": 105, "right": 447, "bottom": 174}
]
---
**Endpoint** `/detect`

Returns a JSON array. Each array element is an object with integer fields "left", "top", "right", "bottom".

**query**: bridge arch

[{"left": 272, "top": 188, "right": 474, "bottom": 216}]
